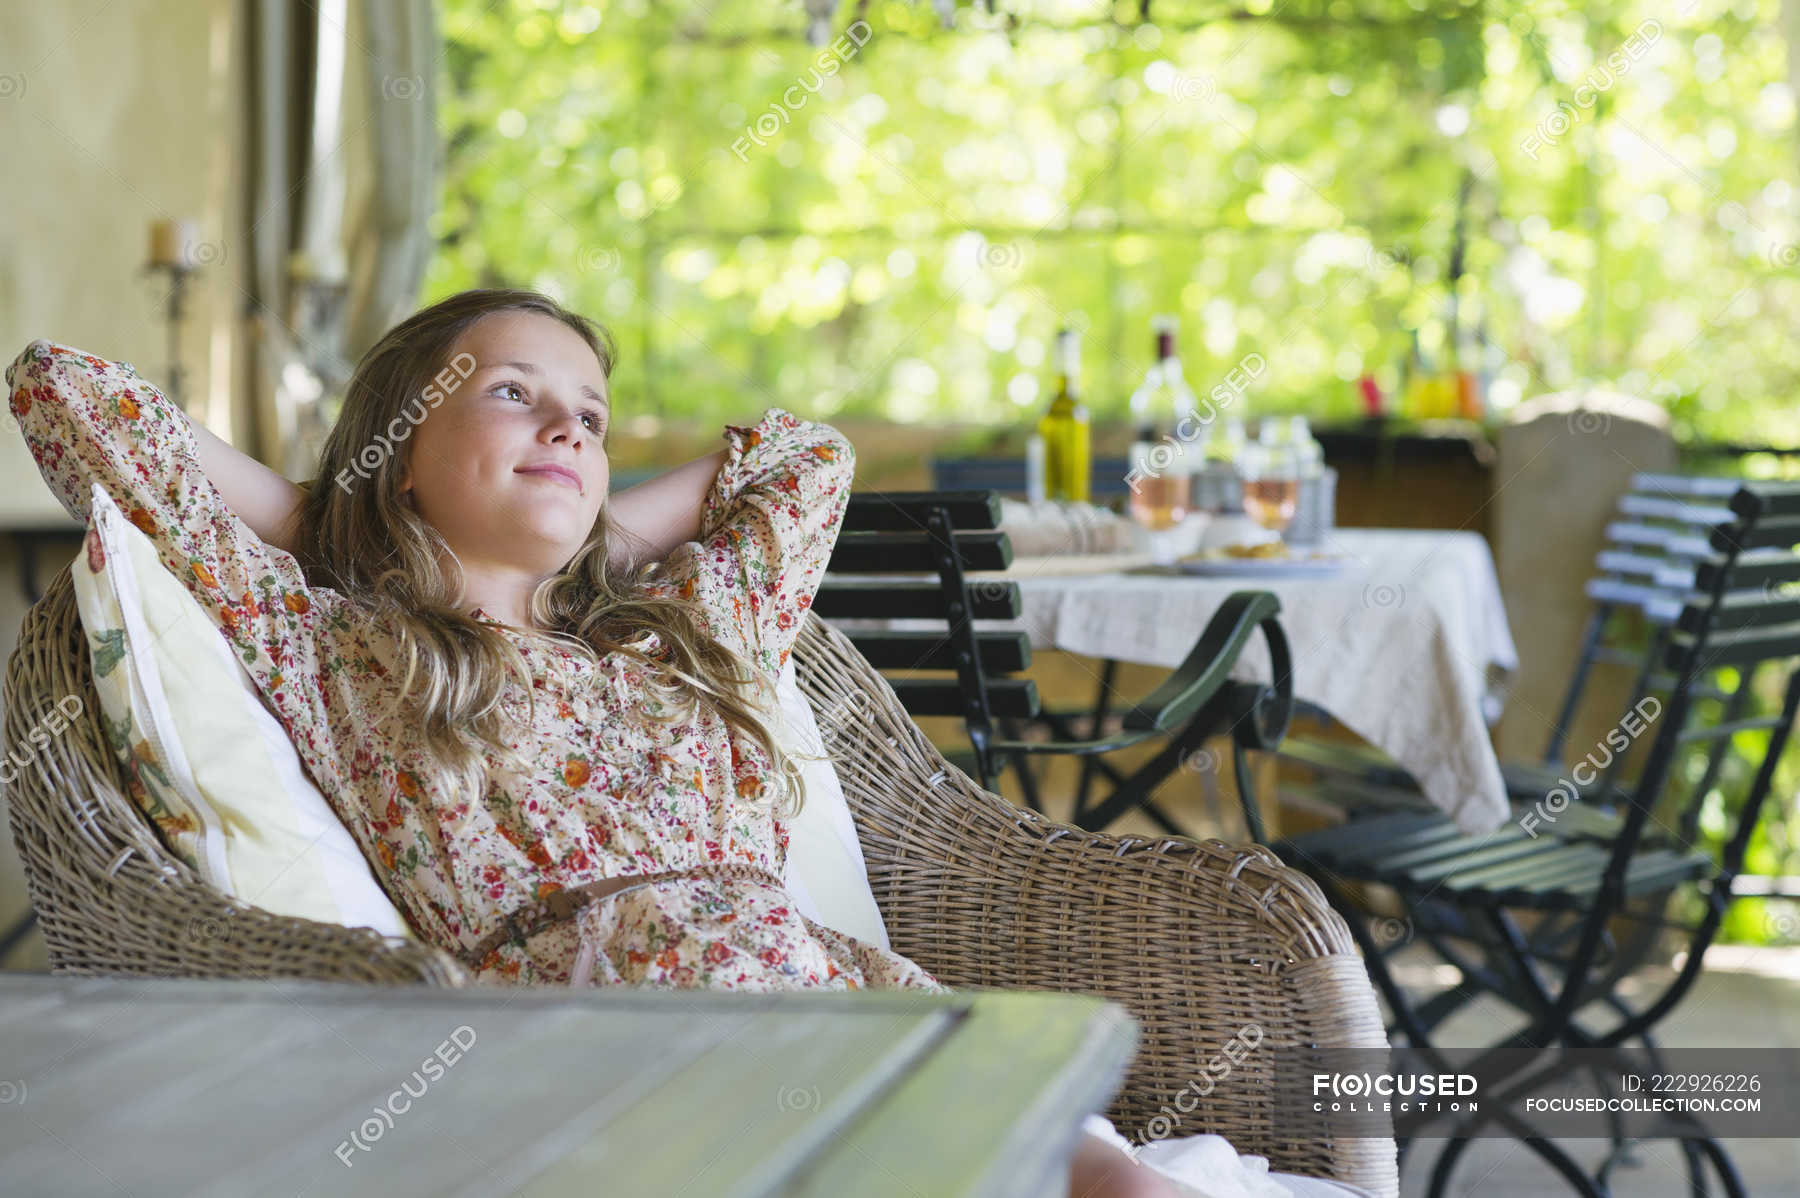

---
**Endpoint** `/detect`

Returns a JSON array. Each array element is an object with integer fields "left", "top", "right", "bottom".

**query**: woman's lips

[{"left": 515, "top": 465, "right": 582, "bottom": 491}]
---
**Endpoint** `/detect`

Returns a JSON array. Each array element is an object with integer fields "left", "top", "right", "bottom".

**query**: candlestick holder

[
  {"left": 274, "top": 249, "right": 355, "bottom": 478},
  {"left": 143, "top": 260, "right": 196, "bottom": 412}
]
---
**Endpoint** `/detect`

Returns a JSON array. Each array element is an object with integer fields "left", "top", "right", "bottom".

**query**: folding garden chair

[
  {"left": 1278, "top": 473, "right": 1775, "bottom": 1007},
  {"left": 1273, "top": 480, "right": 1800, "bottom": 1197},
  {"left": 1280, "top": 473, "right": 1764, "bottom": 818},
  {"left": 817, "top": 489, "right": 1293, "bottom": 838}
]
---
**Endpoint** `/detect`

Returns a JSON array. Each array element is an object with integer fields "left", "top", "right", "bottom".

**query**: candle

[{"left": 148, "top": 218, "right": 200, "bottom": 268}]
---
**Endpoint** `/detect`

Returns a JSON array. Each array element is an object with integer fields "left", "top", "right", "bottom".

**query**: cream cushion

[
  {"left": 770, "top": 653, "right": 891, "bottom": 949},
  {"left": 71, "top": 485, "right": 412, "bottom": 936},
  {"left": 70, "top": 482, "right": 890, "bottom": 950}
]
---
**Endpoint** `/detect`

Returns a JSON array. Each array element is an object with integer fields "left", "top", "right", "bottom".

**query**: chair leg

[
  {"left": 0, "top": 909, "right": 37, "bottom": 963},
  {"left": 1688, "top": 1135, "right": 1748, "bottom": 1198},
  {"left": 1073, "top": 658, "right": 1118, "bottom": 821},
  {"left": 1011, "top": 752, "right": 1045, "bottom": 814},
  {"left": 1232, "top": 743, "right": 1266, "bottom": 843},
  {"left": 1676, "top": 1140, "right": 1712, "bottom": 1198},
  {"left": 1036, "top": 708, "right": 1129, "bottom": 826},
  {"left": 1137, "top": 797, "right": 1188, "bottom": 838},
  {"left": 1425, "top": 1053, "right": 1745, "bottom": 1198},
  {"left": 1307, "top": 870, "right": 1752, "bottom": 1198},
  {"left": 1070, "top": 708, "right": 1218, "bottom": 833},
  {"left": 994, "top": 718, "right": 1045, "bottom": 815}
]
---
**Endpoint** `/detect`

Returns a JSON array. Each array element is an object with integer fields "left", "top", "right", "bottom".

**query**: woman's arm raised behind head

[
  {"left": 685, "top": 407, "right": 856, "bottom": 676},
  {"left": 604, "top": 446, "right": 731, "bottom": 572},
  {"left": 184, "top": 412, "right": 306, "bottom": 556}
]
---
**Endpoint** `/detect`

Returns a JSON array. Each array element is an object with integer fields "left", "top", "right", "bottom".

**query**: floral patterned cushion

[{"left": 69, "top": 483, "right": 413, "bottom": 937}]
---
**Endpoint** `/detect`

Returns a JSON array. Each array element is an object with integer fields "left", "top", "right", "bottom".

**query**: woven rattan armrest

[{"left": 793, "top": 611, "right": 1399, "bottom": 1197}]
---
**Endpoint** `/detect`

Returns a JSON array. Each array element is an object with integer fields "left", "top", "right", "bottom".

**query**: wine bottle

[
  {"left": 1038, "top": 327, "right": 1091, "bottom": 504},
  {"left": 1126, "top": 316, "right": 1195, "bottom": 530}
]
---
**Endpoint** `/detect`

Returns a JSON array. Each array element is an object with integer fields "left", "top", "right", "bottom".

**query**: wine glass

[{"left": 1238, "top": 437, "right": 1301, "bottom": 534}]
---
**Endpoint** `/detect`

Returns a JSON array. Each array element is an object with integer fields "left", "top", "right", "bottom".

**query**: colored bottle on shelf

[
  {"left": 1453, "top": 321, "right": 1484, "bottom": 420},
  {"left": 1358, "top": 374, "right": 1386, "bottom": 418}
]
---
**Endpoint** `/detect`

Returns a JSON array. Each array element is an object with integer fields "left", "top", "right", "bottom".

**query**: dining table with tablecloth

[{"left": 833, "top": 526, "right": 1519, "bottom": 836}]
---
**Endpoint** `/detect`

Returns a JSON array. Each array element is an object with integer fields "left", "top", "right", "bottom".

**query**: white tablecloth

[{"left": 836, "top": 528, "right": 1518, "bottom": 835}]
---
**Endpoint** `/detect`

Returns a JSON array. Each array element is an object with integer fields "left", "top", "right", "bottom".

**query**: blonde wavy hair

[{"left": 292, "top": 288, "right": 810, "bottom": 821}]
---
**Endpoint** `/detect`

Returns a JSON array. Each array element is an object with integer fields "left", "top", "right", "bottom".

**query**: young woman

[{"left": 6, "top": 289, "right": 1179, "bottom": 1197}]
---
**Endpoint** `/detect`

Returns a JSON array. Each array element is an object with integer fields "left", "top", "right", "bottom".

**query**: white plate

[{"left": 1172, "top": 554, "right": 1352, "bottom": 578}]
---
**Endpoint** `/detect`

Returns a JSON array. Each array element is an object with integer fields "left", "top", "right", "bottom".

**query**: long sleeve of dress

[
  {"left": 4, "top": 340, "right": 450, "bottom": 944},
  {"left": 685, "top": 406, "right": 855, "bottom": 678},
  {"left": 6, "top": 342, "right": 317, "bottom": 681}
]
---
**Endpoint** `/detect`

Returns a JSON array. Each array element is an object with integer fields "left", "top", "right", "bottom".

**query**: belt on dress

[{"left": 459, "top": 860, "right": 787, "bottom": 970}]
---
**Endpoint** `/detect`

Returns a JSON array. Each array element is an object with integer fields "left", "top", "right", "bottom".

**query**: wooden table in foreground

[{"left": 0, "top": 974, "right": 1137, "bottom": 1198}]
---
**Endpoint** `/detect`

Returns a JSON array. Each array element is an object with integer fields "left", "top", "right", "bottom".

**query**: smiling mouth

[{"left": 515, "top": 467, "right": 582, "bottom": 492}]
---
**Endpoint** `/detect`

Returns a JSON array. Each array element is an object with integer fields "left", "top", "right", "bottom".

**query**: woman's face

[{"left": 398, "top": 310, "right": 611, "bottom": 577}]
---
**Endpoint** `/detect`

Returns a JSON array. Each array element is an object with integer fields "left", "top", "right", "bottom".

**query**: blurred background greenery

[
  {"left": 422, "top": 1, "right": 1800, "bottom": 939},
  {"left": 426, "top": 0, "right": 1799, "bottom": 449}
]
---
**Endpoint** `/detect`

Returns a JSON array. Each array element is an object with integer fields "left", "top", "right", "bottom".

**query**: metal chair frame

[{"left": 1276, "top": 480, "right": 1800, "bottom": 1197}]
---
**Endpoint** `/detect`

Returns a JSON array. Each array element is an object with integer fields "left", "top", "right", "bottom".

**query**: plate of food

[{"left": 1173, "top": 540, "right": 1352, "bottom": 577}]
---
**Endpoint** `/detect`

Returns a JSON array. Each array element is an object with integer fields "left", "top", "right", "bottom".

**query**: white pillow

[
  {"left": 71, "top": 485, "right": 411, "bottom": 937},
  {"left": 71, "top": 481, "right": 891, "bottom": 951}
]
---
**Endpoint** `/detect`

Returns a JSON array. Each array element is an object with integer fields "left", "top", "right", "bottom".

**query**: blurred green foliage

[
  {"left": 429, "top": 0, "right": 1800, "bottom": 446},
  {"left": 430, "top": 0, "right": 1800, "bottom": 942}
]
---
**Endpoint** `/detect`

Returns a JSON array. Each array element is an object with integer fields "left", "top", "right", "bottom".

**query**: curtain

[{"left": 242, "top": 0, "right": 438, "bottom": 479}]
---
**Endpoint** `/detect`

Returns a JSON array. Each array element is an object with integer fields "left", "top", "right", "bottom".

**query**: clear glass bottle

[
  {"left": 1289, "top": 415, "right": 1324, "bottom": 478},
  {"left": 1024, "top": 431, "right": 1047, "bottom": 505},
  {"left": 1199, "top": 414, "right": 1249, "bottom": 515},
  {"left": 1038, "top": 327, "right": 1091, "bottom": 504},
  {"left": 1284, "top": 414, "right": 1330, "bottom": 544},
  {"left": 1126, "top": 316, "right": 1195, "bottom": 530}
]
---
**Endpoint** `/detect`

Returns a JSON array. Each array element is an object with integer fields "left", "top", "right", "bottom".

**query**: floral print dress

[{"left": 7, "top": 339, "right": 948, "bottom": 994}]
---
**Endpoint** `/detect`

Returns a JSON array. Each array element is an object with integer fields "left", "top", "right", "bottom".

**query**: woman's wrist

[{"left": 605, "top": 447, "right": 730, "bottom": 570}]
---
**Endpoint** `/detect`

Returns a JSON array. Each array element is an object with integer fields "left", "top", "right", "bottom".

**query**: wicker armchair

[{"left": 3, "top": 564, "right": 1398, "bottom": 1196}]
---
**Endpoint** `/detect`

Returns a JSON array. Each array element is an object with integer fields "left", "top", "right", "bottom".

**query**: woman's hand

[{"left": 1069, "top": 1131, "right": 1187, "bottom": 1198}]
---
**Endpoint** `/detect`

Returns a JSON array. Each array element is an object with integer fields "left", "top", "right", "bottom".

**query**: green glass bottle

[{"left": 1037, "top": 327, "right": 1090, "bottom": 503}]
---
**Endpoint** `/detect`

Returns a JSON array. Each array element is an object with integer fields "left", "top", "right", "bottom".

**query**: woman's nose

[{"left": 544, "top": 412, "right": 585, "bottom": 444}]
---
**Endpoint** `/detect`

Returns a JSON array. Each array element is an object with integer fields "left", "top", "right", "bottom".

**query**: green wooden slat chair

[
  {"left": 1277, "top": 473, "right": 1785, "bottom": 1009},
  {"left": 1279, "top": 472, "right": 1760, "bottom": 818},
  {"left": 1273, "top": 479, "right": 1800, "bottom": 1198},
  {"left": 3, "top": 557, "right": 1398, "bottom": 1196},
  {"left": 819, "top": 489, "right": 1294, "bottom": 839}
]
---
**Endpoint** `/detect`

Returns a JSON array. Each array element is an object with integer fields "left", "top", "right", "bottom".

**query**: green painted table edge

[
  {"left": 0, "top": 975, "right": 1140, "bottom": 1198},
  {"left": 784, "top": 985, "right": 1140, "bottom": 1198}
]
